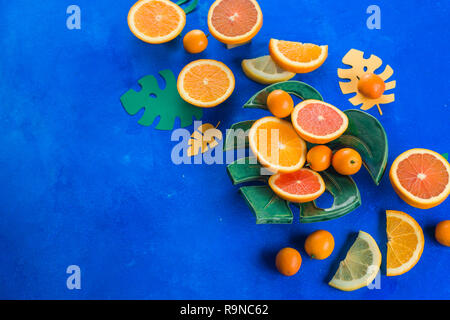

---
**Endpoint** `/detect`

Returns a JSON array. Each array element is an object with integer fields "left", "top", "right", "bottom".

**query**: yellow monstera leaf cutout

[
  {"left": 188, "top": 122, "right": 222, "bottom": 157},
  {"left": 338, "top": 49, "right": 396, "bottom": 115}
]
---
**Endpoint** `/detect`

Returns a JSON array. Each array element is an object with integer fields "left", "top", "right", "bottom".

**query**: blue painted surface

[{"left": 0, "top": 0, "right": 449, "bottom": 299}]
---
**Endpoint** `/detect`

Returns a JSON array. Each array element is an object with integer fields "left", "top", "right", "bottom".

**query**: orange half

[
  {"left": 389, "top": 148, "right": 450, "bottom": 209},
  {"left": 386, "top": 210, "right": 424, "bottom": 276},
  {"left": 248, "top": 117, "right": 307, "bottom": 173},
  {"left": 177, "top": 59, "right": 235, "bottom": 108},
  {"left": 269, "top": 169, "right": 325, "bottom": 203},
  {"left": 208, "top": 0, "right": 263, "bottom": 45},
  {"left": 291, "top": 100, "right": 348, "bottom": 144},
  {"left": 269, "top": 39, "right": 328, "bottom": 73},
  {"left": 128, "top": 0, "right": 186, "bottom": 44}
]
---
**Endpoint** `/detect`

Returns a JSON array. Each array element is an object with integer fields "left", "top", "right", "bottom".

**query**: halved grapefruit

[
  {"left": 248, "top": 117, "right": 307, "bottom": 173},
  {"left": 128, "top": 0, "right": 186, "bottom": 44},
  {"left": 269, "top": 39, "right": 328, "bottom": 73},
  {"left": 268, "top": 168, "right": 325, "bottom": 203},
  {"left": 207, "top": 0, "right": 263, "bottom": 45},
  {"left": 291, "top": 100, "right": 348, "bottom": 144},
  {"left": 389, "top": 148, "right": 450, "bottom": 209}
]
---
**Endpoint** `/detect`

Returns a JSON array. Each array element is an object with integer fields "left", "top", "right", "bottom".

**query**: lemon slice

[
  {"left": 241, "top": 55, "right": 295, "bottom": 84},
  {"left": 329, "top": 231, "right": 381, "bottom": 291}
]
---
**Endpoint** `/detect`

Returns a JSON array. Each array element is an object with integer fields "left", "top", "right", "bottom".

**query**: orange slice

[
  {"left": 208, "top": 0, "right": 263, "bottom": 45},
  {"left": 127, "top": 0, "right": 186, "bottom": 44},
  {"left": 177, "top": 59, "right": 235, "bottom": 108},
  {"left": 248, "top": 117, "right": 307, "bottom": 173},
  {"left": 386, "top": 210, "right": 424, "bottom": 276},
  {"left": 389, "top": 148, "right": 450, "bottom": 209},
  {"left": 291, "top": 100, "right": 348, "bottom": 144},
  {"left": 269, "top": 169, "right": 325, "bottom": 203},
  {"left": 269, "top": 39, "right": 328, "bottom": 73}
]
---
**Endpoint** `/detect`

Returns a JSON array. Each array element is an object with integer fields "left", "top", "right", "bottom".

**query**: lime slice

[
  {"left": 242, "top": 55, "right": 295, "bottom": 84},
  {"left": 329, "top": 231, "right": 381, "bottom": 291}
]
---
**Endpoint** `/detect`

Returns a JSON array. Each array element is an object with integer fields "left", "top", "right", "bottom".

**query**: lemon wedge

[
  {"left": 241, "top": 55, "right": 295, "bottom": 84},
  {"left": 329, "top": 231, "right": 381, "bottom": 291}
]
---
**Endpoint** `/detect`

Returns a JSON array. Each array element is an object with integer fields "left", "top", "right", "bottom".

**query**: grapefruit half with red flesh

[
  {"left": 389, "top": 148, "right": 450, "bottom": 209},
  {"left": 269, "top": 169, "right": 325, "bottom": 203},
  {"left": 291, "top": 100, "right": 348, "bottom": 144}
]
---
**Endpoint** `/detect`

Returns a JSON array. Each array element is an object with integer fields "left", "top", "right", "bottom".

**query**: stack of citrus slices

[{"left": 249, "top": 98, "right": 350, "bottom": 203}]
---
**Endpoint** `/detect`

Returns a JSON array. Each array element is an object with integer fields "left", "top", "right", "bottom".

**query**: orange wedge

[
  {"left": 291, "top": 100, "right": 348, "bottom": 144},
  {"left": 208, "top": 0, "right": 263, "bottom": 45},
  {"left": 269, "top": 169, "right": 325, "bottom": 203},
  {"left": 269, "top": 39, "right": 328, "bottom": 73},
  {"left": 386, "top": 210, "right": 424, "bottom": 276},
  {"left": 248, "top": 117, "right": 307, "bottom": 173},
  {"left": 389, "top": 149, "right": 450, "bottom": 209},
  {"left": 128, "top": 0, "right": 186, "bottom": 44},
  {"left": 177, "top": 59, "right": 235, "bottom": 108}
]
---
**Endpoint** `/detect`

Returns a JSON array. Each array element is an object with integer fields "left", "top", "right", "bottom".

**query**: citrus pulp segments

[
  {"left": 177, "top": 59, "right": 235, "bottom": 108},
  {"left": 269, "top": 39, "right": 328, "bottom": 73},
  {"left": 208, "top": 0, "right": 263, "bottom": 45},
  {"left": 248, "top": 117, "right": 307, "bottom": 173},
  {"left": 268, "top": 169, "right": 325, "bottom": 203},
  {"left": 389, "top": 148, "right": 450, "bottom": 209},
  {"left": 128, "top": 0, "right": 186, "bottom": 44},
  {"left": 291, "top": 99, "right": 349, "bottom": 144},
  {"left": 329, "top": 231, "right": 382, "bottom": 291},
  {"left": 386, "top": 210, "right": 424, "bottom": 276},
  {"left": 241, "top": 55, "right": 295, "bottom": 84}
]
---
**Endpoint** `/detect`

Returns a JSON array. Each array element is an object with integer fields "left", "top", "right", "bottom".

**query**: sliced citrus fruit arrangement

[
  {"left": 248, "top": 117, "right": 307, "bottom": 173},
  {"left": 291, "top": 100, "right": 348, "bottom": 144},
  {"left": 329, "top": 231, "right": 381, "bottom": 291},
  {"left": 177, "top": 59, "right": 235, "bottom": 108},
  {"left": 269, "top": 39, "right": 328, "bottom": 73},
  {"left": 208, "top": 0, "right": 263, "bottom": 45},
  {"left": 242, "top": 55, "right": 295, "bottom": 84},
  {"left": 268, "top": 168, "right": 325, "bottom": 203},
  {"left": 128, "top": 0, "right": 186, "bottom": 44},
  {"left": 386, "top": 210, "right": 424, "bottom": 276},
  {"left": 389, "top": 148, "right": 450, "bottom": 209}
]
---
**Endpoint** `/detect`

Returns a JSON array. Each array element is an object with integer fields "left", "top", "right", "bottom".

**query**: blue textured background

[{"left": 0, "top": 0, "right": 449, "bottom": 299}]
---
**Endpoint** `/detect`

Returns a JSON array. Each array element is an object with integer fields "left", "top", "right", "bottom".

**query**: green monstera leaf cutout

[
  {"left": 120, "top": 69, "right": 203, "bottom": 130},
  {"left": 223, "top": 120, "right": 254, "bottom": 151},
  {"left": 227, "top": 158, "right": 360, "bottom": 223},
  {"left": 243, "top": 80, "right": 323, "bottom": 110},
  {"left": 294, "top": 169, "right": 361, "bottom": 223},
  {"left": 325, "top": 109, "right": 388, "bottom": 185},
  {"left": 176, "top": 0, "right": 198, "bottom": 14}
]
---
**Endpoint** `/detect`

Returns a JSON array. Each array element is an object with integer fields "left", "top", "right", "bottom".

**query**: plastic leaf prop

[
  {"left": 338, "top": 49, "right": 396, "bottom": 115},
  {"left": 188, "top": 122, "right": 222, "bottom": 157},
  {"left": 120, "top": 69, "right": 203, "bottom": 130},
  {"left": 176, "top": 0, "right": 198, "bottom": 14}
]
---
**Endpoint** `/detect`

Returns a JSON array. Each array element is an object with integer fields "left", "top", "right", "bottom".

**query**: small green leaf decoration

[
  {"left": 243, "top": 80, "right": 323, "bottom": 110},
  {"left": 120, "top": 69, "right": 203, "bottom": 130},
  {"left": 227, "top": 157, "right": 267, "bottom": 185},
  {"left": 223, "top": 120, "right": 255, "bottom": 151},
  {"left": 325, "top": 109, "right": 388, "bottom": 185},
  {"left": 443, "top": 153, "right": 448, "bottom": 160},
  {"left": 240, "top": 186, "right": 293, "bottom": 224},
  {"left": 297, "top": 169, "right": 361, "bottom": 223},
  {"left": 176, "top": 0, "right": 198, "bottom": 14}
]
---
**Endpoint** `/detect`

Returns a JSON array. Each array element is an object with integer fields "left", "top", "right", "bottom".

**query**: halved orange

[
  {"left": 128, "top": 0, "right": 186, "bottom": 44},
  {"left": 291, "top": 100, "right": 348, "bottom": 144},
  {"left": 386, "top": 210, "right": 424, "bottom": 276},
  {"left": 177, "top": 59, "right": 235, "bottom": 108},
  {"left": 269, "top": 169, "right": 325, "bottom": 203},
  {"left": 208, "top": 0, "right": 263, "bottom": 45},
  {"left": 248, "top": 117, "right": 307, "bottom": 173},
  {"left": 269, "top": 39, "right": 328, "bottom": 73},
  {"left": 389, "top": 148, "right": 450, "bottom": 209}
]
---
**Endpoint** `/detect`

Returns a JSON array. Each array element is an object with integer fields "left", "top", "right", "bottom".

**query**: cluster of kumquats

[{"left": 127, "top": 0, "right": 450, "bottom": 291}]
